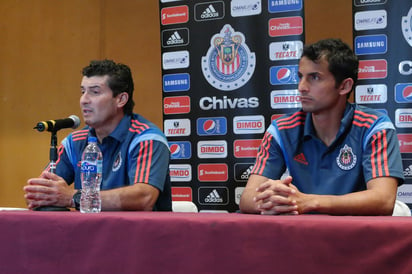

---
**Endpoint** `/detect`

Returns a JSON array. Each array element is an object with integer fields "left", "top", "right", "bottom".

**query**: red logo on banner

[
  {"left": 161, "top": 6, "right": 189, "bottom": 25},
  {"left": 198, "top": 164, "right": 228, "bottom": 182},
  {"left": 268, "top": 17, "right": 303, "bottom": 37},
  {"left": 358, "top": 59, "right": 387, "bottom": 79},
  {"left": 398, "top": 134, "right": 412, "bottom": 153},
  {"left": 164, "top": 96, "right": 190, "bottom": 114},
  {"left": 172, "top": 187, "right": 193, "bottom": 201},
  {"left": 233, "top": 139, "right": 261, "bottom": 158}
]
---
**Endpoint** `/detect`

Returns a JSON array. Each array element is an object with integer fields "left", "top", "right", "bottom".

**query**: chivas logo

[
  {"left": 336, "top": 144, "right": 357, "bottom": 171},
  {"left": 201, "top": 24, "right": 255, "bottom": 91},
  {"left": 402, "top": 7, "right": 412, "bottom": 47}
]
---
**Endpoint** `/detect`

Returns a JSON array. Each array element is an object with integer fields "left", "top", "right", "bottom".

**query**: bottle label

[{"left": 81, "top": 161, "right": 97, "bottom": 173}]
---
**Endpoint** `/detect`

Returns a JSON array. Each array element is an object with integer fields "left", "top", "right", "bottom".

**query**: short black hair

[
  {"left": 82, "top": 59, "right": 135, "bottom": 115},
  {"left": 301, "top": 39, "right": 359, "bottom": 92}
]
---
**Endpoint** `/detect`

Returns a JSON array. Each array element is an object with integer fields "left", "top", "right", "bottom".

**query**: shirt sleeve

[
  {"left": 362, "top": 118, "right": 404, "bottom": 185},
  {"left": 251, "top": 124, "right": 287, "bottom": 179},
  {"left": 128, "top": 136, "right": 170, "bottom": 192}
]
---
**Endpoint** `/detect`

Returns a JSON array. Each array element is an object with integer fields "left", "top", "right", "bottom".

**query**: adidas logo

[
  {"left": 167, "top": 31, "right": 184, "bottom": 46},
  {"left": 205, "top": 189, "right": 223, "bottom": 203},
  {"left": 294, "top": 153, "right": 308, "bottom": 165},
  {"left": 201, "top": 4, "right": 219, "bottom": 19},
  {"left": 240, "top": 164, "right": 254, "bottom": 180}
]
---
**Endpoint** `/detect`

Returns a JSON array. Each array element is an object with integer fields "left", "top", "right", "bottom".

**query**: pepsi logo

[
  {"left": 403, "top": 86, "right": 412, "bottom": 100},
  {"left": 170, "top": 144, "right": 181, "bottom": 156},
  {"left": 203, "top": 120, "right": 216, "bottom": 133},
  {"left": 277, "top": 68, "right": 292, "bottom": 82}
]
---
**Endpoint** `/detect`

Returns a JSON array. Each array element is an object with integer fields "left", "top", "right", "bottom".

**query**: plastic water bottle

[{"left": 80, "top": 136, "right": 103, "bottom": 213}]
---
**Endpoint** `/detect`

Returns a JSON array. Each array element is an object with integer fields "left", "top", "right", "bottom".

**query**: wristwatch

[{"left": 72, "top": 190, "right": 81, "bottom": 211}]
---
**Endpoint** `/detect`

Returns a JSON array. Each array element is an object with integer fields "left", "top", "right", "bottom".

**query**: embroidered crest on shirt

[
  {"left": 336, "top": 144, "right": 357, "bottom": 171},
  {"left": 112, "top": 151, "right": 122, "bottom": 172}
]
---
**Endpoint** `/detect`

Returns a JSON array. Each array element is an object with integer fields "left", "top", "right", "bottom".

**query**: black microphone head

[{"left": 69, "top": 115, "right": 81, "bottom": 129}]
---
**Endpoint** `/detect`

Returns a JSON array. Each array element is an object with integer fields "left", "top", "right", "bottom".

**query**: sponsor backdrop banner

[
  {"left": 353, "top": 1, "right": 412, "bottom": 209},
  {"left": 159, "top": 0, "right": 304, "bottom": 212}
]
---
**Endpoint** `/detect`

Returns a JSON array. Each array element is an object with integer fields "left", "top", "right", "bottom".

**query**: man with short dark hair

[
  {"left": 240, "top": 39, "right": 404, "bottom": 215},
  {"left": 24, "top": 60, "right": 171, "bottom": 211}
]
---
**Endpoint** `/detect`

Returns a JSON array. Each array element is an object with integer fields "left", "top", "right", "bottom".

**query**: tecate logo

[
  {"left": 164, "top": 119, "right": 191, "bottom": 137},
  {"left": 199, "top": 96, "right": 259, "bottom": 110},
  {"left": 355, "top": 84, "right": 387, "bottom": 104}
]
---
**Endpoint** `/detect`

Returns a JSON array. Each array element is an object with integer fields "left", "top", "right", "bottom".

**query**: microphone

[{"left": 34, "top": 115, "right": 81, "bottom": 132}]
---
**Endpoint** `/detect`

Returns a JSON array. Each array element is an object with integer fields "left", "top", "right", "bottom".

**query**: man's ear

[
  {"left": 339, "top": 78, "right": 354, "bottom": 96},
  {"left": 117, "top": 92, "right": 129, "bottom": 108}
]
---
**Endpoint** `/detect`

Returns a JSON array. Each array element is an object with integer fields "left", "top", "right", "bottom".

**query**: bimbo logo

[
  {"left": 271, "top": 90, "right": 301, "bottom": 109},
  {"left": 161, "top": 5, "right": 189, "bottom": 25},
  {"left": 395, "top": 83, "right": 412, "bottom": 103},
  {"left": 169, "top": 141, "right": 191, "bottom": 159},
  {"left": 395, "top": 109, "right": 412, "bottom": 128},
  {"left": 197, "top": 117, "right": 227, "bottom": 136},
  {"left": 197, "top": 140, "right": 227, "bottom": 159},
  {"left": 270, "top": 65, "right": 299, "bottom": 85},
  {"left": 233, "top": 115, "right": 265, "bottom": 134},
  {"left": 169, "top": 164, "right": 192, "bottom": 182},
  {"left": 268, "top": 16, "right": 303, "bottom": 37}
]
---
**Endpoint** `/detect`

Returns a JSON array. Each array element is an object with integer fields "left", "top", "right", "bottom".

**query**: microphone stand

[{"left": 34, "top": 131, "right": 70, "bottom": 211}]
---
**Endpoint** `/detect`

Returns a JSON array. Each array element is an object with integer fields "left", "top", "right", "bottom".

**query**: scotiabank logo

[
  {"left": 234, "top": 139, "right": 261, "bottom": 158},
  {"left": 169, "top": 164, "right": 192, "bottom": 182},
  {"left": 268, "top": 16, "right": 303, "bottom": 37},
  {"left": 398, "top": 134, "right": 412, "bottom": 153},
  {"left": 172, "top": 187, "right": 193, "bottom": 202},
  {"left": 198, "top": 164, "right": 228, "bottom": 182},
  {"left": 161, "top": 5, "right": 189, "bottom": 25},
  {"left": 358, "top": 59, "right": 387, "bottom": 79},
  {"left": 163, "top": 96, "right": 190, "bottom": 115}
]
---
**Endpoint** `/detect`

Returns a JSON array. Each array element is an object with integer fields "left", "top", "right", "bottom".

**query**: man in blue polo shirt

[
  {"left": 24, "top": 60, "right": 171, "bottom": 211},
  {"left": 239, "top": 39, "right": 404, "bottom": 215}
]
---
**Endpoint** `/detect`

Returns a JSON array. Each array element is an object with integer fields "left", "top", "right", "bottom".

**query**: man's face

[
  {"left": 80, "top": 75, "right": 121, "bottom": 129},
  {"left": 297, "top": 56, "right": 341, "bottom": 114}
]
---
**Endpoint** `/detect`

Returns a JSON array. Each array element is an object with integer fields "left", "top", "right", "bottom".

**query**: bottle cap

[{"left": 88, "top": 136, "right": 97, "bottom": 143}]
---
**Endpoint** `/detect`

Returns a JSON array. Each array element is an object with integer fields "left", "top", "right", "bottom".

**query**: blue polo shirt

[
  {"left": 49, "top": 114, "right": 171, "bottom": 211},
  {"left": 251, "top": 103, "right": 404, "bottom": 195}
]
